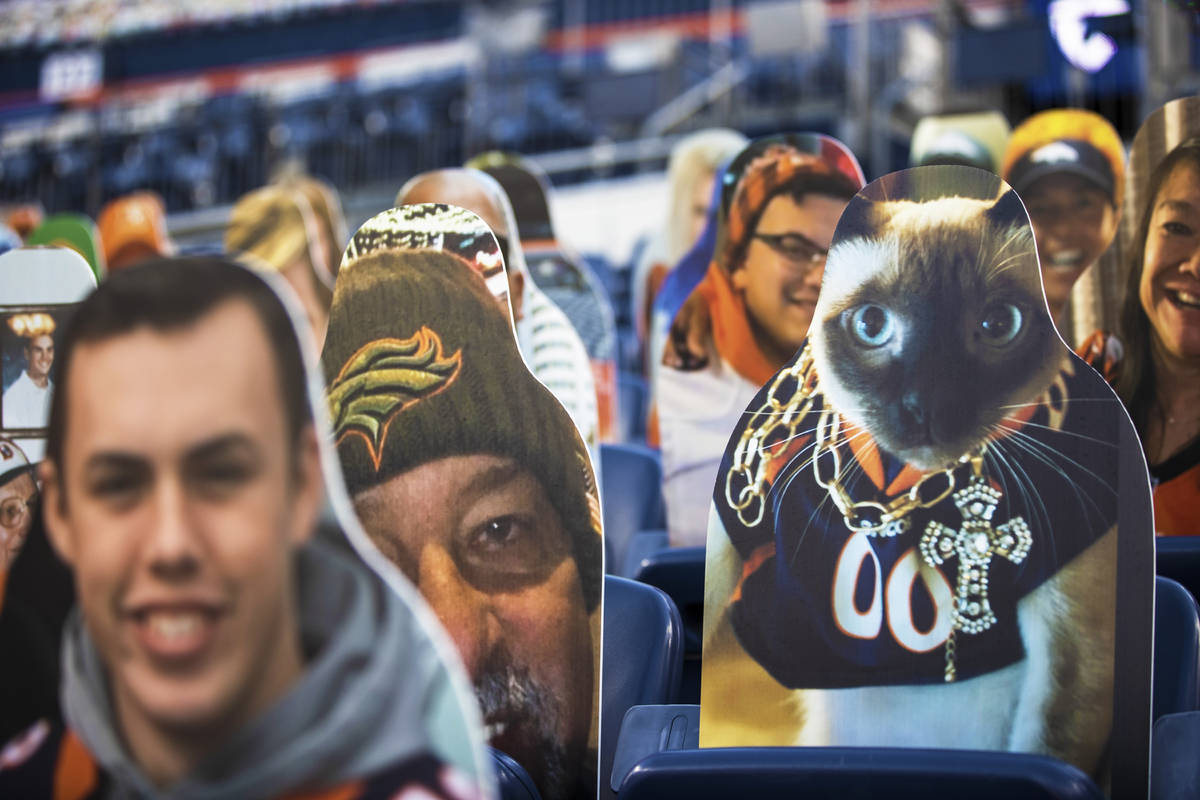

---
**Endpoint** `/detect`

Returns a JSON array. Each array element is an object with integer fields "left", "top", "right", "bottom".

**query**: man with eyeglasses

[
  {"left": 656, "top": 140, "right": 862, "bottom": 546},
  {"left": 0, "top": 438, "right": 36, "bottom": 577}
]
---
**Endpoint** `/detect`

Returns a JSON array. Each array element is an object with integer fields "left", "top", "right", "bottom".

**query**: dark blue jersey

[{"left": 717, "top": 353, "right": 1120, "bottom": 688}]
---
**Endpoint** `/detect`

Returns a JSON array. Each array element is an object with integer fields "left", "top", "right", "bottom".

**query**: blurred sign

[
  {"left": 1048, "top": 0, "right": 1130, "bottom": 73},
  {"left": 40, "top": 49, "right": 102, "bottom": 102},
  {"left": 744, "top": 0, "right": 828, "bottom": 58}
]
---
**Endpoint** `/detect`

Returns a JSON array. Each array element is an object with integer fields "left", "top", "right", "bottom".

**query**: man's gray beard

[{"left": 475, "top": 658, "right": 575, "bottom": 800}]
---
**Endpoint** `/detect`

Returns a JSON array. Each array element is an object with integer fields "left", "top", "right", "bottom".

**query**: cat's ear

[
  {"left": 984, "top": 188, "right": 1029, "bottom": 232},
  {"left": 834, "top": 193, "right": 883, "bottom": 244}
]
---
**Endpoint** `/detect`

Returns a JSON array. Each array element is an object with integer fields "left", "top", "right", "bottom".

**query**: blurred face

[
  {"left": 354, "top": 455, "right": 592, "bottom": 800},
  {"left": 1023, "top": 173, "right": 1118, "bottom": 320},
  {"left": 1140, "top": 162, "right": 1200, "bottom": 364},
  {"left": 0, "top": 471, "right": 36, "bottom": 570},
  {"left": 732, "top": 192, "right": 847, "bottom": 367},
  {"left": 42, "top": 300, "right": 321, "bottom": 765},
  {"left": 26, "top": 334, "right": 54, "bottom": 384}
]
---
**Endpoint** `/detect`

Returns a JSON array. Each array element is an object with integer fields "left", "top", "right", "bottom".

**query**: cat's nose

[{"left": 897, "top": 391, "right": 931, "bottom": 439}]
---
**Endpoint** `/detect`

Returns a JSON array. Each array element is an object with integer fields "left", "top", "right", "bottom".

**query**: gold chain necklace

[{"left": 725, "top": 343, "right": 1034, "bottom": 681}]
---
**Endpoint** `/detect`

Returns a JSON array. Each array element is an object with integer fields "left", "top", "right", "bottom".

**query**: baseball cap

[
  {"left": 97, "top": 192, "right": 173, "bottom": 272},
  {"left": 1006, "top": 138, "right": 1117, "bottom": 202}
]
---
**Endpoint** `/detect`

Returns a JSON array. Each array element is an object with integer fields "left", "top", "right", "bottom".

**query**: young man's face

[
  {"left": 43, "top": 299, "right": 321, "bottom": 745},
  {"left": 1023, "top": 172, "right": 1117, "bottom": 320},
  {"left": 25, "top": 334, "right": 54, "bottom": 382},
  {"left": 353, "top": 454, "right": 593, "bottom": 800}
]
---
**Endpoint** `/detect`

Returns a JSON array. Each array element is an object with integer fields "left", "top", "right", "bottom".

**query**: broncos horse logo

[{"left": 328, "top": 327, "right": 462, "bottom": 470}]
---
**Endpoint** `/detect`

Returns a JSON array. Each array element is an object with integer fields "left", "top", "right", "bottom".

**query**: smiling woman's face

[{"left": 1139, "top": 161, "right": 1200, "bottom": 364}]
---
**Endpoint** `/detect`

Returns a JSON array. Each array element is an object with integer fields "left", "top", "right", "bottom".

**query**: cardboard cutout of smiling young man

[{"left": 0, "top": 257, "right": 493, "bottom": 799}]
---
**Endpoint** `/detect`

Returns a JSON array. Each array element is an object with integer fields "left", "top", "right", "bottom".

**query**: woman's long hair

[{"left": 1114, "top": 138, "right": 1200, "bottom": 438}]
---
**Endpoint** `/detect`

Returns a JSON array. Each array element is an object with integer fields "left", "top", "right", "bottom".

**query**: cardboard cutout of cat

[
  {"left": 477, "top": 160, "right": 621, "bottom": 443},
  {"left": 700, "top": 166, "right": 1154, "bottom": 798},
  {"left": 322, "top": 204, "right": 605, "bottom": 800},
  {"left": 0, "top": 247, "right": 96, "bottom": 463}
]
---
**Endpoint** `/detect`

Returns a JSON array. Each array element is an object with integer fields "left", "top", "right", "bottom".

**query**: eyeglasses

[
  {"left": 753, "top": 232, "right": 829, "bottom": 268},
  {"left": 0, "top": 495, "right": 37, "bottom": 529}
]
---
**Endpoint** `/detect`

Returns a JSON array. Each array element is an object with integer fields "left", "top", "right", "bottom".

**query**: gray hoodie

[{"left": 60, "top": 538, "right": 481, "bottom": 800}]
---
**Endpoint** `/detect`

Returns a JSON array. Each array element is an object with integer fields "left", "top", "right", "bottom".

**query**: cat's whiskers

[
  {"left": 985, "top": 251, "right": 1032, "bottom": 278},
  {"left": 789, "top": 446, "right": 872, "bottom": 566},
  {"left": 996, "top": 415, "right": 1119, "bottom": 449},
  {"left": 1000, "top": 428, "right": 1113, "bottom": 523},
  {"left": 986, "top": 428, "right": 1056, "bottom": 560},
  {"left": 782, "top": 427, "right": 874, "bottom": 558},
  {"left": 995, "top": 399, "right": 1114, "bottom": 409}
]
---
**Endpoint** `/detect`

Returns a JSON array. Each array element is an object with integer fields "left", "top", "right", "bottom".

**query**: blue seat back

[
  {"left": 601, "top": 576, "right": 683, "bottom": 799},
  {"left": 599, "top": 443, "right": 665, "bottom": 572},
  {"left": 632, "top": 546, "right": 705, "bottom": 703},
  {"left": 618, "top": 746, "right": 1105, "bottom": 799},
  {"left": 1154, "top": 575, "right": 1200, "bottom": 720},
  {"left": 616, "top": 372, "right": 649, "bottom": 444},
  {"left": 491, "top": 747, "right": 542, "bottom": 800},
  {"left": 1156, "top": 536, "right": 1200, "bottom": 606}
]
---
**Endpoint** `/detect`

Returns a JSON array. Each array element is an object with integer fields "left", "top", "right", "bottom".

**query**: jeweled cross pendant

[{"left": 919, "top": 476, "right": 1032, "bottom": 634}]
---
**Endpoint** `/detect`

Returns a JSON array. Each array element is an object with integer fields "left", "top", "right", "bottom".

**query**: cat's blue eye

[
  {"left": 980, "top": 303, "right": 1023, "bottom": 346},
  {"left": 847, "top": 304, "right": 893, "bottom": 347}
]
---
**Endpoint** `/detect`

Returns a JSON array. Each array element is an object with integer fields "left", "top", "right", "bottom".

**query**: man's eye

[
  {"left": 1164, "top": 221, "right": 1194, "bottom": 236},
  {"left": 459, "top": 514, "right": 552, "bottom": 579},
  {"left": 774, "top": 236, "right": 810, "bottom": 256},
  {"left": 469, "top": 516, "right": 524, "bottom": 552},
  {"left": 88, "top": 474, "right": 146, "bottom": 507},
  {"left": 189, "top": 461, "right": 256, "bottom": 496}
]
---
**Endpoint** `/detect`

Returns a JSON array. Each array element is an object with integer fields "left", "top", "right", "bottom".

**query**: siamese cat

[{"left": 707, "top": 174, "right": 1119, "bottom": 785}]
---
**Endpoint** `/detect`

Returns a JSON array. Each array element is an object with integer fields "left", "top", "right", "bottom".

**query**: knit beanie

[
  {"left": 344, "top": 204, "right": 510, "bottom": 306},
  {"left": 322, "top": 248, "right": 602, "bottom": 611}
]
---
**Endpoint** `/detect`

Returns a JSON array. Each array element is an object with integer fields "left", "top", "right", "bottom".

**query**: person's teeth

[
  {"left": 484, "top": 722, "right": 507, "bottom": 740},
  {"left": 1177, "top": 290, "right": 1200, "bottom": 307},
  {"left": 1051, "top": 250, "right": 1082, "bottom": 266},
  {"left": 147, "top": 611, "right": 203, "bottom": 639}
]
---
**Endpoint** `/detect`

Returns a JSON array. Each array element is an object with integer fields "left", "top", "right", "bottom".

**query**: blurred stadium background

[{"left": 0, "top": 0, "right": 1193, "bottom": 265}]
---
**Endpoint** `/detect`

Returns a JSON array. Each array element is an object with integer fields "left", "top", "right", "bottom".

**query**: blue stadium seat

[
  {"left": 616, "top": 738, "right": 1105, "bottom": 799},
  {"left": 490, "top": 748, "right": 542, "bottom": 800},
  {"left": 599, "top": 443, "right": 666, "bottom": 575},
  {"left": 601, "top": 576, "right": 684, "bottom": 800},
  {"left": 1152, "top": 711, "right": 1200, "bottom": 800},
  {"left": 1153, "top": 576, "right": 1200, "bottom": 721},
  {"left": 1156, "top": 536, "right": 1200, "bottom": 606},
  {"left": 616, "top": 372, "right": 648, "bottom": 444},
  {"left": 632, "top": 546, "right": 704, "bottom": 703},
  {"left": 612, "top": 706, "right": 1107, "bottom": 799}
]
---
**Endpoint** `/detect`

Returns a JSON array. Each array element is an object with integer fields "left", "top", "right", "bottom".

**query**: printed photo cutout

[
  {"left": 653, "top": 133, "right": 867, "bottom": 546},
  {"left": 25, "top": 214, "right": 106, "bottom": 282},
  {"left": 909, "top": 110, "right": 1011, "bottom": 171},
  {"left": 322, "top": 204, "right": 605, "bottom": 800},
  {"left": 478, "top": 160, "right": 621, "bottom": 442},
  {"left": 394, "top": 172, "right": 601, "bottom": 461},
  {"left": 1000, "top": 109, "right": 1125, "bottom": 341},
  {"left": 1085, "top": 97, "right": 1200, "bottom": 537},
  {"left": 700, "top": 166, "right": 1154, "bottom": 799},
  {"left": 0, "top": 256, "right": 495, "bottom": 799},
  {"left": 0, "top": 247, "right": 96, "bottom": 462}
]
